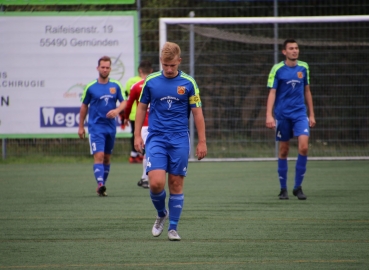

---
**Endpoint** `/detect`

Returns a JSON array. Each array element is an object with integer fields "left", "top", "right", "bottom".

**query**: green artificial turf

[{"left": 0, "top": 161, "right": 368, "bottom": 269}]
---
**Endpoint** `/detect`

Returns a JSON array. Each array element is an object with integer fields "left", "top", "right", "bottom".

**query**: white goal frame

[
  {"left": 160, "top": 15, "right": 369, "bottom": 50},
  {"left": 159, "top": 16, "right": 369, "bottom": 162}
]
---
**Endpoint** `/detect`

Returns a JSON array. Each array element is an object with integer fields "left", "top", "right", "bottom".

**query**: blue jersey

[
  {"left": 267, "top": 61, "right": 309, "bottom": 120},
  {"left": 139, "top": 70, "right": 202, "bottom": 133},
  {"left": 81, "top": 79, "right": 125, "bottom": 134}
]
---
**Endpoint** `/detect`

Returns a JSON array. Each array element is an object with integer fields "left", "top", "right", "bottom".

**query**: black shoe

[
  {"left": 137, "top": 178, "right": 149, "bottom": 189},
  {"left": 293, "top": 186, "right": 307, "bottom": 200},
  {"left": 96, "top": 185, "right": 107, "bottom": 196},
  {"left": 278, "top": 188, "right": 289, "bottom": 200},
  {"left": 141, "top": 179, "right": 149, "bottom": 189}
]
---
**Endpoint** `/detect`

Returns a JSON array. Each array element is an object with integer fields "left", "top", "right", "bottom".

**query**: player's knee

[
  {"left": 279, "top": 148, "right": 289, "bottom": 158},
  {"left": 279, "top": 152, "right": 288, "bottom": 159},
  {"left": 148, "top": 177, "right": 165, "bottom": 192},
  {"left": 103, "top": 156, "right": 111, "bottom": 164},
  {"left": 168, "top": 177, "right": 184, "bottom": 193},
  {"left": 93, "top": 152, "right": 104, "bottom": 163},
  {"left": 149, "top": 181, "right": 165, "bottom": 193},
  {"left": 299, "top": 145, "right": 309, "bottom": 155}
]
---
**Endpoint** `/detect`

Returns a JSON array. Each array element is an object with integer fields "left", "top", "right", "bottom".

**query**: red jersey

[{"left": 125, "top": 79, "right": 149, "bottom": 126}]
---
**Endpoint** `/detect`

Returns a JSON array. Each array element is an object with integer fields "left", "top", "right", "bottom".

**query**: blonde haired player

[{"left": 134, "top": 42, "right": 207, "bottom": 240}]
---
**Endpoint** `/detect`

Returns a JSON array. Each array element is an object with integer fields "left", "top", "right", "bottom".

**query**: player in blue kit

[
  {"left": 134, "top": 42, "right": 207, "bottom": 241},
  {"left": 266, "top": 39, "right": 316, "bottom": 200},
  {"left": 78, "top": 56, "right": 127, "bottom": 196}
]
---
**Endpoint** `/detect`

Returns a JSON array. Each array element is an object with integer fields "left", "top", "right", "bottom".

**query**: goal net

[{"left": 159, "top": 16, "right": 369, "bottom": 161}]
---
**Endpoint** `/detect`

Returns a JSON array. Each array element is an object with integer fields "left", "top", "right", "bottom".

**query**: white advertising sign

[{"left": 0, "top": 12, "right": 138, "bottom": 137}]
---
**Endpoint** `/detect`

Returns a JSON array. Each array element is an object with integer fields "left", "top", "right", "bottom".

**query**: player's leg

[
  {"left": 276, "top": 120, "right": 293, "bottom": 199},
  {"left": 129, "top": 120, "right": 142, "bottom": 163},
  {"left": 103, "top": 154, "right": 111, "bottom": 183},
  {"left": 146, "top": 133, "right": 168, "bottom": 236},
  {"left": 167, "top": 174, "right": 184, "bottom": 241},
  {"left": 292, "top": 118, "right": 310, "bottom": 200},
  {"left": 148, "top": 170, "right": 168, "bottom": 236},
  {"left": 149, "top": 169, "right": 167, "bottom": 212},
  {"left": 101, "top": 132, "right": 116, "bottom": 193},
  {"left": 89, "top": 133, "right": 107, "bottom": 196},
  {"left": 166, "top": 132, "right": 190, "bottom": 241},
  {"left": 278, "top": 141, "right": 289, "bottom": 199},
  {"left": 137, "top": 126, "right": 149, "bottom": 188},
  {"left": 295, "top": 135, "right": 309, "bottom": 191}
]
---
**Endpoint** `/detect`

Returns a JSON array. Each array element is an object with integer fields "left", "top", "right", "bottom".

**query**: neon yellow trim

[
  {"left": 180, "top": 72, "right": 200, "bottom": 94},
  {"left": 124, "top": 76, "right": 141, "bottom": 120},
  {"left": 80, "top": 80, "right": 97, "bottom": 102},
  {"left": 297, "top": 61, "right": 310, "bottom": 84},
  {"left": 139, "top": 71, "right": 161, "bottom": 101},
  {"left": 110, "top": 79, "right": 126, "bottom": 100},
  {"left": 267, "top": 61, "right": 284, "bottom": 88}
]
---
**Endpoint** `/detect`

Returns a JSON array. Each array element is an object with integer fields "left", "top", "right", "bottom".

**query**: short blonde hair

[{"left": 161, "top": 42, "right": 181, "bottom": 61}]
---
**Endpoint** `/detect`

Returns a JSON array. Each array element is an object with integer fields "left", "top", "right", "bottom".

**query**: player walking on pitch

[
  {"left": 266, "top": 39, "right": 316, "bottom": 200},
  {"left": 122, "top": 61, "right": 153, "bottom": 164},
  {"left": 78, "top": 56, "right": 127, "bottom": 196},
  {"left": 134, "top": 42, "right": 207, "bottom": 240},
  {"left": 124, "top": 61, "right": 153, "bottom": 189}
]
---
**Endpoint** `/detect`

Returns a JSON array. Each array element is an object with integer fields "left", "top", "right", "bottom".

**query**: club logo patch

[
  {"left": 110, "top": 87, "right": 116, "bottom": 94},
  {"left": 177, "top": 86, "right": 186, "bottom": 95},
  {"left": 297, "top": 72, "right": 303, "bottom": 79}
]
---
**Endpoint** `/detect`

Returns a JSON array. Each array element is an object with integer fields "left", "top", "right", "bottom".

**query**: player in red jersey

[{"left": 124, "top": 61, "right": 153, "bottom": 188}]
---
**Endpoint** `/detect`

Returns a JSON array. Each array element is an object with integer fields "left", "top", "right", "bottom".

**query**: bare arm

[
  {"left": 78, "top": 103, "right": 88, "bottom": 139},
  {"left": 134, "top": 102, "right": 148, "bottom": 153},
  {"left": 124, "top": 85, "right": 140, "bottom": 126},
  {"left": 304, "top": 85, "right": 316, "bottom": 127},
  {"left": 266, "top": 89, "right": 276, "bottom": 129},
  {"left": 106, "top": 100, "right": 127, "bottom": 119},
  {"left": 191, "top": 107, "right": 207, "bottom": 160}
]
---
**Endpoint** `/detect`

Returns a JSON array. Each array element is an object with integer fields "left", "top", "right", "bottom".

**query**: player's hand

[
  {"left": 78, "top": 127, "right": 85, "bottom": 139},
  {"left": 134, "top": 135, "right": 144, "bottom": 154},
  {"left": 266, "top": 115, "right": 276, "bottom": 129},
  {"left": 196, "top": 141, "right": 207, "bottom": 160},
  {"left": 106, "top": 109, "right": 119, "bottom": 119},
  {"left": 309, "top": 116, "right": 316, "bottom": 128},
  {"left": 121, "top": 119, "right": 130, "bottom": 130},
  {"left": 124, "top": 119, "right": 130, "bottom": 127}
]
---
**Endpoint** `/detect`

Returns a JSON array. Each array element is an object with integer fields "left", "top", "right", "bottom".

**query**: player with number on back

[
  {"left": 78, "top": 56, "right": 127, "bottom": 197},
  {"left": 266, "top": 39, "right": 316, "bottom": 200}
]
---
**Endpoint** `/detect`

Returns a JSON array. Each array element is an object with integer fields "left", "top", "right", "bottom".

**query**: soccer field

[{"left": 0, "top": 161, "right": 368, "bottom": 269}]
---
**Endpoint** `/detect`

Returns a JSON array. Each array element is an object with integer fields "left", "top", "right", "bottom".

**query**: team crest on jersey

[
  {"left": 110, "top": 87, "right": 116, "bottom": 94},
  {"left": 297, "top": 72, "right": 303, "bottom": 79},
  {"left": 177, "top": 86, "right": 186, "bottom": 95}
]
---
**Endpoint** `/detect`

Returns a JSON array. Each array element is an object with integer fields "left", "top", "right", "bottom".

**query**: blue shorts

[
  {"left": 89, "top": 132, "right": 116, "bottom": 155},
  {"left": 145, "top": 131, "right": 190, "bottom": 176},
  {"left": 275, "top": 117, "right": 310, "bottom": 141}
]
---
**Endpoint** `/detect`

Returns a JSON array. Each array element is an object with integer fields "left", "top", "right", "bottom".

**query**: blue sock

[
  {"left": 150, "top": 190, "right": 167, "bottom": 217},
  {"left": 93, "top": 163, "right": 104, "bottom": 186},
  {"left": 278, "top": 158, "right": 288, "bottom": 189},
  {"left": 103, "top": 164, "right": 110, "bottom": 185},
  {"left": 294, "top": 154, "right": 307, "bottom": 189},
  {"left": 168, "top": 194, "right": 184, "bottom": 231}
]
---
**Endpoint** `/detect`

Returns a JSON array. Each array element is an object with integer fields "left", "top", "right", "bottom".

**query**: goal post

[
  {"left": 160, "top": 15, "right": 369, "bottom": 59},
  {"left": 159, "top": 16, "right": 369, "bottom": 161},
  {"left": 160, "top": 15, "right": 369, "bottom": 49}
]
